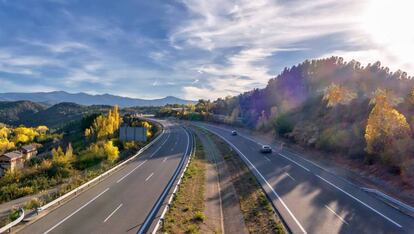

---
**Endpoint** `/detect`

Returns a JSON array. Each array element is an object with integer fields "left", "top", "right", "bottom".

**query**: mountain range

[{"left": 0, "top": 91, "right": 194, "bottom": 107}]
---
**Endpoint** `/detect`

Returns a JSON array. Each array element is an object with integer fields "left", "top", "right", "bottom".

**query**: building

[
  {"left": 21, "top": 144, "right": 38, "bottom": 160},
  {"left": 0, "top": 151, "right": 24, "bottom": 176}
]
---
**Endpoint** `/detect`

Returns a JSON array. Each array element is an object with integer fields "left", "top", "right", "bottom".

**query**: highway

[
  {"left": 195, "top": 122, "right": 414, "bottom": 234},
  {"left": 19, "top": 120, "right": 192, "bottom": 234}
]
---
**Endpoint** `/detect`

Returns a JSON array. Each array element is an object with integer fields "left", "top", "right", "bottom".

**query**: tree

[
  {"left": 365, "top": 89, "right": 411, "bottom": 165},
  {"left": 84, "top": 128, "right": 92, "bottom": 138},
  {"left": 0, "top": 139, "right": 15, "bottom": 154},
  {"left": 104, "top": 141, "right": 119, "bottom": 163},
  {"left": 92, "top": 106, "right": 121, "bottom": 139},
  {"left": 52, "top": 144, "right": 74, "bottom": 166},
  {"left": 323, "top": 83, "right": 356, "bottom": 107},
  {"left": 36, "top": 126, "right": 49, "bottom": 134}
]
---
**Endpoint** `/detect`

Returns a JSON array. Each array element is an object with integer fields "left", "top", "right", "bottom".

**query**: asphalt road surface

[
  {"left": 19, "top": 120, "right": 191, "bottom": 234},
  {"left": 195, "top": 122, "right": 414, "bottom": 234}
]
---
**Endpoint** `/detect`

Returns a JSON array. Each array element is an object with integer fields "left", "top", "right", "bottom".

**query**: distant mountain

[
  {"left": 0, "top": 101, "right": 111, "bottom": 128},
  {"left": 0, "top": 91, "right": 195, "bottom": 107}
]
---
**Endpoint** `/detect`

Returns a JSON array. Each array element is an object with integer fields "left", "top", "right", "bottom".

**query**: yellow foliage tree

[
  {"left": 52, "top": 144, "right": 74, "bottom": 166},
  {"left": 36, "top": 126, "right": 49, "bottom": 134},
  {"left": 84, "top": 128, "right": 92, "bottom": 137},
  {"left": 141, "top": 121, "right": 152, "bottom": 139},
  {"left": 323, "top": 83, "right": 356, "bottom": 107},
  {"left": 365, "top": 89, "right": 411, "bottom": 160},
  {"left": 0, "top": 127, "right": 10, "bottom": 139},
  {"left": 0, "top": 138, "right": 15, "bottom": 153},
  {"left": 92, "top": 106, "right": 121, "bottom": 139},
  {"left": 104, "top": 141, "right": 119, "bottom": 163},
  {"left": 12, "top": 127, "right": 38, "bottom": 144}
]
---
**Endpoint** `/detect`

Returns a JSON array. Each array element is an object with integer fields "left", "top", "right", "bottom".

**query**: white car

[
  {"left": 260, "top": 145, "right": 272, "bottom": 153},
  {"left": 231, "top": 130, "right": 238, "bottom": 136}
]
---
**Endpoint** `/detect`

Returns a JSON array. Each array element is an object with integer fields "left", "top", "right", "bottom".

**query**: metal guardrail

[
  {"left": 0, "top": 122, "right": 165, "bottom": 232},
  {"left": 143, "top": 127, "right": 196, "bottom": 234},
  {"left": 0, "top": 208, "right": 24, "bottom": 234},
  {"left": 39, "top": 128, "right": 165, "bottom": 211},
  {"left": 361, "top": 187, "right": 414, "bottom": 217}
]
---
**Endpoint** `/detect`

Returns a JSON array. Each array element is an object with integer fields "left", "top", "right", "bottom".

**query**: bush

[
  {"left": 274, "top": 114, "right": 294, "bottom": 136},
  {"left": 193, "top": 211, "right": 205, "bottom": 222}
]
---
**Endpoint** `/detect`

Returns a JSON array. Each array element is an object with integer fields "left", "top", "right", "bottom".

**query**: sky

[{"left": 0, "top": 0, "right": 413, "bottom": 100}]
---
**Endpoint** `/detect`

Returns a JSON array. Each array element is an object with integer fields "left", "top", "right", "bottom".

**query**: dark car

[
  {"left": 260, "top": 145, "right": 272, "bottom": 153},
  {"left": 231, "top": 130, "right": 238, "bottom": 136}
]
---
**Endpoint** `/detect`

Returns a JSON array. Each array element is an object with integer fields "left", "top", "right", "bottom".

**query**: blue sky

[{"left": 0, "top": 0, "right": 413, "bottom": 100}]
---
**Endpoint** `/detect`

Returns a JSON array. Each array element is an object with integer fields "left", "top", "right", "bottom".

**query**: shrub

[
  {"left": 193, "top": 211, "right": 205, "bottom": 222},
  {"left": 274, "top": 114, "right": 294, "bottom": 136}
]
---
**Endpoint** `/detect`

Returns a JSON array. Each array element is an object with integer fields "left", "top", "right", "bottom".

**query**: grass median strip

[
  {"left": 160, "top": 136, "right": 206, "bottom": 233},
  {"left": 208, "top": 131, "right": 286, "bottom": 234}
]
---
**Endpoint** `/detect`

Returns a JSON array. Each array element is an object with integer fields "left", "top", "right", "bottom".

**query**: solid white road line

[
  {"left": 103, "top": 203, "right": 123, "bottom": 223},
  {"left": 325, "top": 205, "right": 348, "bottom": 225},
  {"left": 278, "top": 153, "right": 310, "bottom": 172},
  {"left": 199, "top": 126, "right": 308, "bottom": 234},
  {"left": 44, "top": 188, "right": 110, "bottom": 234},
  {"left": 145, "top": 172, "right": 154, "bottom": 182},
  {"left": 316, "top": 175, "right": 402, "bottom": 228},
  {"left": 116, "top": 160, "right": 147, "bottom": 183},
  {"left": 202, "top": 123, "right": 403, "bottom": 229},
  {"left": 150, "top": 132, "right": 171, "bottom": 158},
  {"left": 264, "top": 156, "right": 271, "bottom": 162}
]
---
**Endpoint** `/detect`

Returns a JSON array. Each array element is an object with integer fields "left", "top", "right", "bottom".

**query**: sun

[{"left": 361, "top": 0, "right": 414, "bottom": 53}]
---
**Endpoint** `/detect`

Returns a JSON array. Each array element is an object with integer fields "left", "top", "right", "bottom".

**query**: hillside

[
  {"left": 0, "top": 101, "right": 47, "bottom": 125},
  {"left": 168, "top": 56, "right": 414, "bottom": 186},
  {"left": 0, "top": 91, "right": 194, "bottom": 107},
  {"left": 0, "top": 101, "right": 111, "bottom": 128}
]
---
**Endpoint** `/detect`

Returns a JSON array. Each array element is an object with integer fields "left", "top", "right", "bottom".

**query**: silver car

[{"left": 260, "top": 145, "right": 272, "bottom": 153}]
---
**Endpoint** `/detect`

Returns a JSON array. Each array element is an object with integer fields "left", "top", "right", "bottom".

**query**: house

[
  {"left": 21, "top": 144, "right": 38, "bottom": 160},
  {"left": 0, "top": 151, "right": 24, "bottom": 176}
]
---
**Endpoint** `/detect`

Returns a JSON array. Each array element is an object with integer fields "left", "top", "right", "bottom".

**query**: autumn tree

[
  {"left": 104, "top": 141, "right": 119, "bottom": 163},
  {"left": 92, "top": 106, "right": 121, "bottom": 139},
  {"left": 12, "top": 127, "right": 38, "bottom": 144},
  {"left": 365, "top": 89, "right": 411, "bottom": 165},
  {"left": 323, "top": 83, "right": 356, "bottom": 107},
  {"left": 52, "top": 144, "right": 75, "bottom": 166}
]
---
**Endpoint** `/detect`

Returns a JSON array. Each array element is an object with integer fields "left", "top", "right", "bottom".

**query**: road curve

[
  {"left": 18, "top": 120, "right": 192, "bottom": 234},
  {"left": 194, "top": 122, "right": 414, "bottom": 234}
]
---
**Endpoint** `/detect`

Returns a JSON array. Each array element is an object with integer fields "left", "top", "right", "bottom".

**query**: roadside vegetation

[
  {"left": 0, "top": 106, "right": 158, "bottom": 205},
  {"left": 156, "top": 57, "right": 414, "bottom": 191},
  {"left": 208, "top": 132, "right": 285, "bottom": 234},
  {"left": 161, "top": 136, "right": 206, "bottom": 234}
]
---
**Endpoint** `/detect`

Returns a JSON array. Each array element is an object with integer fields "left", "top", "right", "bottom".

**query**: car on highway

[
  {"left": 231, "top": 130, "right": 238, "bottom": 136},
  {"left": 260, "top": 145, "right": 272, "bottom": 153}
]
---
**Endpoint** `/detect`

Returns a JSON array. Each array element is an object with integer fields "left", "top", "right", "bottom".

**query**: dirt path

[{"left": 194, "top": 127, "right": 248, "bottom": 234}]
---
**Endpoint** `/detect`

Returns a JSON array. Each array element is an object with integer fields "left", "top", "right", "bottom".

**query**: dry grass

[
  {"left": 209, "top": 133, "right": 286, "bottom": 234},
  {"left": 161, "top": 137, "right": 206, "bottom": 234}
]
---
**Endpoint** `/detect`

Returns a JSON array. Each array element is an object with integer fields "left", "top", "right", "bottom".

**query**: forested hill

[{"left": 193, "top": 56, "right": 414, "bottom": 184}]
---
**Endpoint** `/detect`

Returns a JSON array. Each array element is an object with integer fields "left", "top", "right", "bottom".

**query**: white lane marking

[
  {"left": 162, "top": 158, "right": 168, "bottom": 163},
  {"left": 278, "top": 153, "right": 310, "bottom": 172},
  {"left": 264, "top": 156, "right": 271, "bottom": 162},
  {"left": 116, "top": 160, "right": 147, "bottom": 183},
  {"left": 103, "top": 203, "right": 123, "bottom": 223},
  {"left": 44, "top": 188, "right": 110, "bottom": 234},
  {"left": 199, "top": 126, "right": 307, "bottom": 234},
  {"left": 150, "top": 133, "right": 171, "bottom": 158},
  {"left": 325, "top": 205, "right": 348, "bottom": 225},
  {"left": 205, "top": 123, "right": 311, "bottom": 172},
  {"left": 203, "top": 123, "right": 403, "bottom": 228},
  {"left": 145, "top": 172, "right": 154, "bottom": 182},
  {"left": 316, "top": 175, "right": 402, "bottom": 228},
  {"left": 285, "top": 172, "right": 296, "bottom": 181}
]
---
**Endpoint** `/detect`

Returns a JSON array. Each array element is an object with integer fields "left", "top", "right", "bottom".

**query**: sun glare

[{"left": 361, "top": 0, "right": 414, "bottom": 62}]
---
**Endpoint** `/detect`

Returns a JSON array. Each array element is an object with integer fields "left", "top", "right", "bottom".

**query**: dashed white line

[
  {"left": 325, "top": 205, "right": 348, "bottom": 225},
  {"left": 104, "top": 203, "right": 123, "bottom": 223},
  {"left": 285, "top": 172, "right": 296, "bottom": 181},
  {"left": 44, "top": 188, "right": 110, "bottom": 234},
  {"left": 264, "top": 156, "right": 271, "bottom": 162},
  {"left": 145, "top": 172, "right": 154, "bottom": 182},
  {"left": 199, "top": 126, "right": 308, "bottom": 234},
  {"left": 316, "top": 175, "right": 402, "bottom": 228},
  {"left": 116, "top": 160, "right": 147, "bottom": 183}
]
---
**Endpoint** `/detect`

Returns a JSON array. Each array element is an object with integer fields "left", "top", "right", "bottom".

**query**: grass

[
  {"left": 209, "top": 132, "right": 286, "bottom": 234},
  {"left": 161, "top": 136, "right": 206, "bottom": 234}
]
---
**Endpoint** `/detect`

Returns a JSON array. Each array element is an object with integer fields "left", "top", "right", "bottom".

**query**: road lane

[
  {"left": 196, "top": 122, "right": 414, "bottom": 234},
  {"left": 19, "top": 120, "right": 191, "bottom": 234}
]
